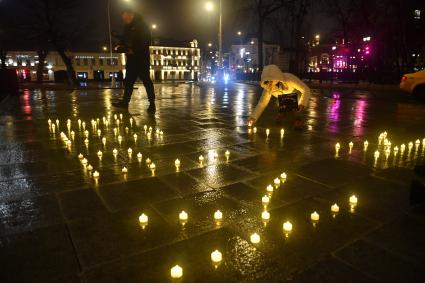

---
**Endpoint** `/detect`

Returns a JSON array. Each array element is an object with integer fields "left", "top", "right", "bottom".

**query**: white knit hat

[{"left": 260, "top": 65, "right": 284, "bottom": 87}]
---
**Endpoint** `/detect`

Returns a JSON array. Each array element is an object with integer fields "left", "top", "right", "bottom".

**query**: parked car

[{"left": 400, "top": 69, "right": 425, "bottom": 98}]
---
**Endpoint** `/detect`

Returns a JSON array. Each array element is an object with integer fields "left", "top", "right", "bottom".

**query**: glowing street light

[
  {"left": 150, "top": 24, "right": 158, "bottom": 45},
  {"left": 237, "top": 31, "right": 243, "bottom": 45},
  {"left": 102, "top": 46, "right": 108, "bottom": 51},
  {"left": 205, "top": 1, "right": 223, "bottom": 69},
  {"left": 205, "top": 2, "right": 214, "bottom": 12},
  {"left": 208, "top": 42, "right": 213, "bottom": 47}
]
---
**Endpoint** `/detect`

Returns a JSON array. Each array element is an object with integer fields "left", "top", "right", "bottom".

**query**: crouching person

[{"left": 248, "top": 65, "right": 311, "bottom": 129}]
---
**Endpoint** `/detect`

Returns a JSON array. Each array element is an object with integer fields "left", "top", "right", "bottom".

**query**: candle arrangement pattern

[{"left": 46, "top": 117, "right": 425, "bottom": 279}]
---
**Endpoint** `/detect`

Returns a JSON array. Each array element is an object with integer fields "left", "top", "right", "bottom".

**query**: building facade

[
  {"left": 228, "top": 38, "right": 280, "bottom": 74},
  {"left": 3, "top": 40, "right": 201, "bottom": 82}
]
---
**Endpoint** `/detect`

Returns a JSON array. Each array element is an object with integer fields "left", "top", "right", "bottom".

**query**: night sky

[{"left": 1, "top": 0, "right": 334, "bottom": 51}]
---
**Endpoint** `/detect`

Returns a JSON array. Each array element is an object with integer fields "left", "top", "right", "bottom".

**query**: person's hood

[{"left": 260, "top": 65, "right": 285, "bottom": 87}]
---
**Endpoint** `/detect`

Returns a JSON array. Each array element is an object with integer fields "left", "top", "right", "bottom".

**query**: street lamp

[
  {"left": 151, "top": 24, "right": 157, "bottom": 45},
  {"left": 205, "top": 1, "right": 223, "bottom": 69},
  {"left": 205, "top": 2, "right": 214, "bottom": 12},
  {"left": 107, "top": 0, "right": 116, "bottom": 86},
  {"left": 237, "top": 31, "right": 242, "bottom": 45},
  {"left": 103, "top": 46, "right": 108, "bottom": 51},
  {"left": 208, "top": 42, "right": 213, "bottom": 47}
]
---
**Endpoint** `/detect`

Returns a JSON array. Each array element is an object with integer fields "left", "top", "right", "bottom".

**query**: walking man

[{"left": 112, "top": 9, "right": 156, "bottom": 114}]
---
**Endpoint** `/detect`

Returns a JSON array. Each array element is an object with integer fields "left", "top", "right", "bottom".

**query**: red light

[{"left": 401, "top": 76, "right": 407, "bottom": 82}]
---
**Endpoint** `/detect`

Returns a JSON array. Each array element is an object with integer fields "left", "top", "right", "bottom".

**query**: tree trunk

[
  {"left": 0, "top": 50, "right": 7, "bottom": 70},
  {"left": 56, "top": 48, "right": 78, "bottom": 86},
  {"left": 36, "top": 50, "right": 48, "bottom": 84}
]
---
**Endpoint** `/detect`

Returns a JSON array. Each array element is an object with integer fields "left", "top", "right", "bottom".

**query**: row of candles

[
  {"left": 164, "top": 194, "right": 358, "bottom": 279},
  {"left": 48, "top": 116, "right": 165, "bottom": 145},
  {"left": 74, "top": 147, "right": 232, "bottom": 180},
  {"left": 51, "top": 115, "right": 169, "bottom": 180},
  {"left": 54, "top": 117, "right": 363, "bottom": 280},
  {"left": 334, "top": 134, "right": 425, "bottom": 159},
  {"left": 137, "top": 171, "right": 358, "bottom": 279},
  {"left": 248, "top": 127, "right": 285, "bottom": 139},
  {"left": 51, "top": 117, "right": 283, "bottom": 138}
]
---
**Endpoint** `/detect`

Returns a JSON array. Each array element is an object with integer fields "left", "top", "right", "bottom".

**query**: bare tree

[
  {"left": 323, "top": 0, "right": 359, "bottom": 46},
  {"left": 19, "top": 0, "right": 87, "bottom": 86},
  {"left": 234, "top": 0, "right": 287, "bottom": 71},
  {"left": 266, "top": 0, "right": 312, "bottom": 74},
  {"left": 36, "top": 50, "right": 49, "bottom": 83}
]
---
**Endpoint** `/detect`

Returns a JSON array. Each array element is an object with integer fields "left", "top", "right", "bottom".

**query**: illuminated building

[
  {"left": 149, "top": 40, "right": 200, "bottom": 81},
  {"left": 3, "top": 40, "right": 201, "bottom": 82},
  {"left": 3, "top": 51, "right": 125, "bottom": 81},
  {"left": 229, "top": 38, "right": 280, "bottom": 74},
  {"left": 307, "top": 39, "right": 359, "bottom": 73}
]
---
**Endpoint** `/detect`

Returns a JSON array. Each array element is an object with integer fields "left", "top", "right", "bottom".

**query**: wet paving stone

[
  {"left": 316, "top": 176, "right": 410, "bottom": 223},
  {"left": 1, "top": 83, "right": 425, "bottom": 281},
  {"left": 219, "top": 182, "right": 281, "bottom": 209},
  {"left": 186, "top": 163, "right": 255, "bottom": 189},
  {"left": 294, "top": 158, "right": 371, "bottom": 187},
  {"left": 98, "top": 177, "right": 178, "bottom": 211},
  {"left": 374, "top": 167, "right": 417, "bottom": 186},
  {"left": 68, "top": 206, "right": 179, "bottom": 268},
  {"left": 336, "top": 240, "right": 424, "bottom": 283},
  {"left": 0, "top": 224, "right": 80, "bottom": 283},
  {"left": 0, "top": 194, "right": 63, "bottom": 236},
  {"left": 245, "top": 172, "right": 332, "bottom": 204},
  {"left": 365, "top": 214, "right": 425, "bottom": 265},
  {"left": 231, "top": 154, "right": 288, "bottom": 174},
  {"left": 159, "top": 172, "right": 213, "bottom": 197},
  {"left": 85, "top": 228, "right": 279, "bottom": 283},
  {"left": 153, "top": 190, "right": 249, "bottom": 238},
  {"left": 289, "top": 257, "right": 378, "bottom": 283},
  {"left": 337, "top": 241, "right": 425, "bottom": 282},
  {"left": 58, "top": 189, "right": 110, "bottom": 220},
  {"left": 229, "top": 197, "right": 378, "bottom": 277}
]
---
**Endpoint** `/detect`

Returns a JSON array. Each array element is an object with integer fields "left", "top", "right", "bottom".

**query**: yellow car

[{"left": 400, "top": 69, "right": 425, "bottom": 98}]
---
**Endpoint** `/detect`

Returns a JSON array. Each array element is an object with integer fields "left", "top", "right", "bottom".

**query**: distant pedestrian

[
  {"left": 112, "top": 9, "right": 156, "bottom": 114},
  {"left": 248, "top": 65, "right": 311, "bottom": 129}
]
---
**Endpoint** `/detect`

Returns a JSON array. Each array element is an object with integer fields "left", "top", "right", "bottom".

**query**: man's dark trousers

[{"left": 123, "top": 56, "right": 155, "bottom": 104}]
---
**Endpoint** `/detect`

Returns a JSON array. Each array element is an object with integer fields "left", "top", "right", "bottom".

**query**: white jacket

[{"left": 250, "top": 65, "right": 311, "bottom": 120}]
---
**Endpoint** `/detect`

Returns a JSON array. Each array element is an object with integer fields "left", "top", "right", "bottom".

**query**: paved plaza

[{"left": 0, "top": 83, "right": 425, "bottom": 282}]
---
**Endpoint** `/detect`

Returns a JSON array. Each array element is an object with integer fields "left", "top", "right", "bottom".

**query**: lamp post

[
  {"left": 237, "top": 31, "right": 242, "bottom": 45},
  {"left": 151, "top": 24, "right": 157, "bottom": 46},
  {"left": 205, "top": 1, "right": 223, "bottom": 69},
  {"left": 107, "top": 0, "right": 116, "bottom": 86}
]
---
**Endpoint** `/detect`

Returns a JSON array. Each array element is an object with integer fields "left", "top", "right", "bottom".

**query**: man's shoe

[
  {"left": 147, "top": 104, "right": 156, "bottom": 114},
  {"left": 112, "top": 100, "right": 129, "bottom": 109}
]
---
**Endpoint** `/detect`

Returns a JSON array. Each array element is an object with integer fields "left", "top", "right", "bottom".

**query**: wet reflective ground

[{"left": 1, "top": 82, "right": 425, "bottom": 282}]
